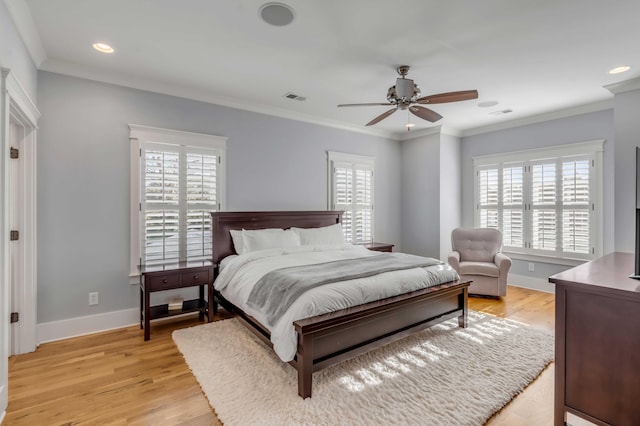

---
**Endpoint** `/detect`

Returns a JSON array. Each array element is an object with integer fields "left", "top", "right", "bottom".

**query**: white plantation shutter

[
  {"left": 502, "top": 164, "right": 524, "bottom": 249},
  {"left": 328, "top": 152, "right": 375, "bottom": 244},
  {"left": 531, "top": 161, "right": 557, "bottom": 251},
  {"left": 561, "top": 159, "right": 591, "bottom": 254},
  {"left": 141, "top": 143, "right": 221, "bottom": 265},
  {"left": 143, "top": 146, "right": 181, "bottom": 263},
  {"left": 474, "top": 141, "right": 603, "bottom": 261},
  {"left": 130, "top": 125, "right": 226, "bottom": 272},
  {"left": 478, "top": 167, "right": 499, "bottom": 229}
]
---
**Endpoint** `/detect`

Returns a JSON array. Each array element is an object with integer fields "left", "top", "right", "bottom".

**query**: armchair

[{"left": 448, "top": 227, "right": 511, "bottom": 297}]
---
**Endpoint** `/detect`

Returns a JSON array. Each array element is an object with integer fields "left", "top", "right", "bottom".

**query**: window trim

[
  {"left": 327, "top": 151, "right": 375, "bottom": 244},
  {"left": 473, "top": 140, "right": 604, "bottom": 264},
  {"left": 129, "top": 124, "right": 226, "bottom": 280}
]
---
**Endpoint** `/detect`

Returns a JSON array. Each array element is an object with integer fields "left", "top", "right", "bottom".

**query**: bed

[{"left": 210, "top": 210, "right": 470, "bottom": 398}]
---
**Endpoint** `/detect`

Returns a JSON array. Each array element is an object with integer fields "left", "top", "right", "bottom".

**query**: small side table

[
  {"left": 139, "top": 260, "right": 215, "bottom": 341},
  {"left": 364, "top": 242, "right": 395, "bottom": 252}
]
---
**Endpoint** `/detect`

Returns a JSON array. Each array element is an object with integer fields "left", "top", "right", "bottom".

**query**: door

[{"left": 9, "top": 119, "right": 23, "bottom": 356}]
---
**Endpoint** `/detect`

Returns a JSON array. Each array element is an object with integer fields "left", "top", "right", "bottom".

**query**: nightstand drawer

[
  {"left": 146, "top": 273, "right": 180, "bottom": 291},
  {"left": 181, "top": 269, "right": 209, "bottom": 285}
]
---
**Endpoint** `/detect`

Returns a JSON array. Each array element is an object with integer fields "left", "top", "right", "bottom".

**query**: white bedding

[{"left": 214, "top": 245, "right": 459, "bottom": 362}]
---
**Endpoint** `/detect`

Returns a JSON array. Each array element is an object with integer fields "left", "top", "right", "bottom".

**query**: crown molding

[
  {"left": 1, "top": 67, "right": 40, "bottom": 124},
  {"left": 40, "top": 59, "right": 399, "bottom": 141},
  {"left": 604, "top": 76, "right": 640, "bottom": 94},
  {"left": 460, "top": 99, "right": 612, "bottom": 137},
  {"left": 3, "top": 0, "right": 46, "bottom": 67}
]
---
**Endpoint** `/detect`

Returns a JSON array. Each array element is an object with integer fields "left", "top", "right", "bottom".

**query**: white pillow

[
  {"left": 229, "top": 229, "right": 244, "bottom": 254},
  {"left": 242, "top": 228, "right": 300, "bottom": 253},
  {"left": 291, "top": 223, "right": 347, "bottom": 247}
]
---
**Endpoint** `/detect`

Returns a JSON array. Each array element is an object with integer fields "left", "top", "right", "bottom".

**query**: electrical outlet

[
  {"left": 89, "top": 292, "right": 99, "bottom": 306},
  {"left": 528, "top": 262, "right": 535, "bottom": 272}
]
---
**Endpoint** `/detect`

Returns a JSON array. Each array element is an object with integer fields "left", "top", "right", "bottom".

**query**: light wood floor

[{"left": 4, "top": 286, "right": 555, "bottom": 425}]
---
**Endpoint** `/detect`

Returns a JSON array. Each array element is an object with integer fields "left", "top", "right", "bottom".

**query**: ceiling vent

[
  {"left": 284, "top": 92, "right": 306, "bottom": 101},
  {"left": 490, "top": 108, "right": 513, "bottom": 116}
]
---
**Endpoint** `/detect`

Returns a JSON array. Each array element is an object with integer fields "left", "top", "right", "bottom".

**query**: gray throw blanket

[{"left": 247, "top": 253, "right": 442, "bottom": 327}]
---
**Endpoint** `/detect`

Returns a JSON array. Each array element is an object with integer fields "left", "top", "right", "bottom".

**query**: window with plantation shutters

[
  {"left": 474, "top": 140, "right": 603, "bottom": 262},
  {"left": 328, "top": 152, "right": 374, "bottom": 244},
  {"left": 130, "top": 125, "right": 226, "bottom": 273}
]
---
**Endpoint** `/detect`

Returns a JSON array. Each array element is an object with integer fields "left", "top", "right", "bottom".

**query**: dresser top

[{"left": 549, "top": 252, "right": 640, "bottom": 295}]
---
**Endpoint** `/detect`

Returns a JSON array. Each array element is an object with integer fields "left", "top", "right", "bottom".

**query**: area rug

[{"left": 172, "top": 311, "right": 553, "bottom": 426}]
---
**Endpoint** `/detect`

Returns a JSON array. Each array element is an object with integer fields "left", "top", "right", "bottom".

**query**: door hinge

[
  {"left": 10, "top": 312, "right": 19, "bottom": 323},
  {"left": 10, "top": 147, "right": 19, "bottom": 159},
  {"left": 10, "top": 230, "right": 19, "bottom": 241}
]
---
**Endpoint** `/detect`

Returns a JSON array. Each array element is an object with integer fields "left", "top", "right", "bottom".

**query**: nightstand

[
  {"left": 364, "top": 242, "right": 395, "bottom": 252},
  {"left": 139, "top": 260, "right": 214, "bottom": 341}
]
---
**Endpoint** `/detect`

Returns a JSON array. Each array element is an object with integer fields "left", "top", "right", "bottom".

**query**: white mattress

[{"left": 215, "top": 245, "right": 459, "bottom": 362}]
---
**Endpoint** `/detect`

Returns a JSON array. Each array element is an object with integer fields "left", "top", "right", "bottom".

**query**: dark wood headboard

[{"left": 210, "top": 211, "right": 343, "bottom": 264}]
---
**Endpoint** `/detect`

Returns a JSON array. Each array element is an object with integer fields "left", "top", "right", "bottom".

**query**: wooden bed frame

[{"left": 210, "top": 211, "right": 470, "bottom": 398}]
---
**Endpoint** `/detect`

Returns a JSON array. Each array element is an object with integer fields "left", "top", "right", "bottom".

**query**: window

[
  {"left": 130, "top": 125, "right": 226, "bottom": 274},
  {"left": 474, "top": 140, "right": 603, "bottom": 262},
  {"left": 328, "top": 151, "right": 375, "bottom": 244}
]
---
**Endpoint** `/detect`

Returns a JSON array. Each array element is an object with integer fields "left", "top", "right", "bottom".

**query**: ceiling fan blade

[
  {"left": 409, "top": 106, "right": 443, "bottom": 123},
  {"left": 338, "top": 103, "right": 394, "bottom": 107},
  {"left": 366, "top": 108, "right": 398, "bottom": 126},
  {"left": 416, "top": 90, "right": 478, "bottom": 104}
]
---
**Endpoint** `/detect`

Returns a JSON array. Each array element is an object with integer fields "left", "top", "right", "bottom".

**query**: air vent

[
  {"left": 490, "top": 108, "right": 513, "bottom": 116},
  {"left": 283, "top": 92, "right": 306, "bottom": 101}
]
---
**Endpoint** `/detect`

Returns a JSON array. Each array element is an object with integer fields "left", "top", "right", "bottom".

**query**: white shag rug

[{"left": 172, "top": 311, "right": 553, "bottom": 426}]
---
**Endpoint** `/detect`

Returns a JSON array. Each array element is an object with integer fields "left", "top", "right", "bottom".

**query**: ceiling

[{"left": 13, "top": 0, "right": 640, "bottom": 139}]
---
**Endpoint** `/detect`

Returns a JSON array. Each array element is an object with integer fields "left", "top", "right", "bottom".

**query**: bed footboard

[{"left": 293, "top": 281, "right": 469, "bottom": 398}]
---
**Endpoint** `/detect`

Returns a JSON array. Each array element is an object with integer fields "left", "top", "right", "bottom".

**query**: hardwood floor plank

[{"left": 5, "top": 287, "right": 553, "bottom": 425}]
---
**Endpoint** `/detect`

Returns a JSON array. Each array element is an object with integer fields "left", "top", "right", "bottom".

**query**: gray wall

[
  {"left": 0, "top": 1, "right": 37, "bottom": 101},
  {"left": 400, "top": 132, "right": 441, "bottom": 258},
  {"left": 439, "top": 133, "right": 461, "bottom": 260},
  {"left": 613, "top": 88, "right": 640, "bottom": 252},
  {"left": 36, "top": 71, "right": 401, "bottom": 323},
  {"left": 461, "top": 110, "right": 615, "bottom": 279}
]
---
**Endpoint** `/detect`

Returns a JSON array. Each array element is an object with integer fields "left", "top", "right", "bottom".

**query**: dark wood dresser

[{"left": 549, "top": 252, "right": 640, "bottom": 426}]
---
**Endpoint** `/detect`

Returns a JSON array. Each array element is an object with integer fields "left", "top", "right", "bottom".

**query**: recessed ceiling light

[
  {"left": 259, "top": 2, "right": 295, "bottom": 26},
  {"left": 477, "top": 101, "right": 498, "bottom": 108},
  {"left": 93, "top": 43, "right": 114, "bottom": 54},
  {"left": 609, "top": 66, "right": 631, "bottom": 74},
  {"left": 406, "top": 123, "right": 416, "bottom": 129}
]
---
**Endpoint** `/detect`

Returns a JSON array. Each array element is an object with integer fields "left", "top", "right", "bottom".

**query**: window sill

[
  {"left": 129, "top": 273, "right": 140, "bottom": 285},
  {"left": 503, "top": 251, "right": 590, "bottom": 267}
]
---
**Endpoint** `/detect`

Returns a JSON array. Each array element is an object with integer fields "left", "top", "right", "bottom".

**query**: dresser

[{"left": 548, "top": 252, "right": 640, "bottom": 426}]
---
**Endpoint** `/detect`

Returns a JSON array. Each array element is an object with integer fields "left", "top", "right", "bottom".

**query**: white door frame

[{"left": 0, "top": 67, "right": 39, "bottom": 418}]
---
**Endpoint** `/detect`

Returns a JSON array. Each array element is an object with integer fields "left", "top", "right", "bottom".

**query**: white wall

[
  {"left": 0, "top": 1, "right": 36, "bottom": 101},
  {"left": 36, "top": 71, "right": 402, "bottom": 325},
  {"left": 461, "top": 109, "right": 615, "bottom": 279}
]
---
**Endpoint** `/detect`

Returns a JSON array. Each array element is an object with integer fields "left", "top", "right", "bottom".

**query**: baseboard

[
  {"left": 37, "top": 308, "right": 139, "bottom": 344},
  {"left": 509, "top": 274, "right": 555, "bottom": 294}
]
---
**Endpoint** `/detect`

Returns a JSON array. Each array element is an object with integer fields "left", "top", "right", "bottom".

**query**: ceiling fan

[{"left": 338, "top": 65, "right": 478, "bottom": 127}]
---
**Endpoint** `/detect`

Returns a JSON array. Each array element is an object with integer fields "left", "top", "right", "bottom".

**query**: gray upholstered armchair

[{"left": 448, "top": 227, "right": 512, "bottom": 297}]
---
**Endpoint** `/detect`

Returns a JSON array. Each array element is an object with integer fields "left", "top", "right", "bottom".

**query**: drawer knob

[
  {"left": 162, "top": 279, "right": 168, "bottom": 283},
  {"left": 193, "top": 275, "right": 199, "bottom": 280}
]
